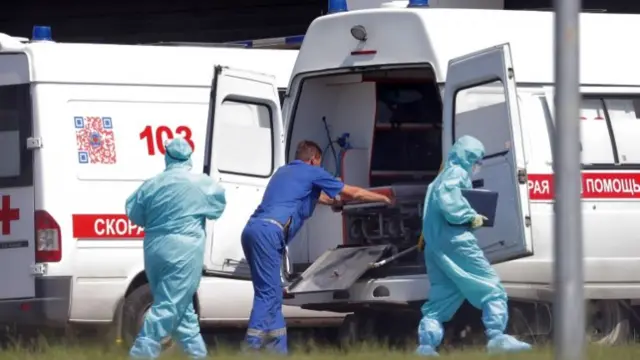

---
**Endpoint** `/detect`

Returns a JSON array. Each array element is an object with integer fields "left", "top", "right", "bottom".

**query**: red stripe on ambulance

[
  {"left": 528, "top": 173, "right": 640, "bottom": 200},
  {"left": 72, "top": 214, "right": 144, "bottom": 239}
]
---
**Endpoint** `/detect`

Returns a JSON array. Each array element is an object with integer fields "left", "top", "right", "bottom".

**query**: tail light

[{"left": 35, "top": 210, "right": 61, "bottom": 262}]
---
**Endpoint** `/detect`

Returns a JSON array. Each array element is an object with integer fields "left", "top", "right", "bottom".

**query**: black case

[{"left": 458, "top": 189, "right": 499, "bottom": 227}]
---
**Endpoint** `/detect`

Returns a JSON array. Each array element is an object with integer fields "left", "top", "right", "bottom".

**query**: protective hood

[
  {"left": 445, "top": 135, "right": 485, "bottom": 174},
  {"left": 164, "top": 137, "right": 193, "bottom": 170}
]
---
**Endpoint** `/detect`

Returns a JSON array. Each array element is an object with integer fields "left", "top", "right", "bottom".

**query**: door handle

[{"left": 472, "top": 179, "right": 484, "bottom": 188}]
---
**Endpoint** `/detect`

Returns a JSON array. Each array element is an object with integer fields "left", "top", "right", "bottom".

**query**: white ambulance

[
  {"left": 0, "top": 31, "right": 347, "bottom": 343},
  {"left": 206, "top": 3, "right": 640, "bottom": 345}
]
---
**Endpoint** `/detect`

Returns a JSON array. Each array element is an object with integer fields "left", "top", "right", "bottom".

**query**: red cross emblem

[{"left": 0, "top": 195, "right": 20, "bottom": 235}]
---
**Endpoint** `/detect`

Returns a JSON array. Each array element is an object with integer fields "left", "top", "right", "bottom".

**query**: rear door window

[{"left": 0, "top": 83, "right": 33, "bottom": 188}]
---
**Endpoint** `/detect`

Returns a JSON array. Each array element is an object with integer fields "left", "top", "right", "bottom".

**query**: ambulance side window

[
  {"left": 579, "top": 98, "right": 615, "bottom": 165},
  {"left": 0, "top": 83, "right": 33, "bottom": 188},
  {"left": 547, "top": 95, "right": 640, "bottom": 167},
  {"left": 215, "top": 99, "right": 274, "bottom": 177},
  {"left": 603, "top": 98, "right": 640, "bottom": 164},
  {"left": 453, "top": 80, "right": 511, "bottom": 158}
]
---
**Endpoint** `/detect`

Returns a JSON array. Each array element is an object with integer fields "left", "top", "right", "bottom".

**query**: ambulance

[
  {"left": 0, "top": 30, "right": 349, "bottom": 344},
  {"left": 205, "top": 1, "right": 640, "bottom": 346}
]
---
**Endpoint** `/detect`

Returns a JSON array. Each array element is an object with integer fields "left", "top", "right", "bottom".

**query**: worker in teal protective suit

[
  {"left": 416, "top": 135, "right": 531, "bottom": 356},
  {"left": 126, "top": 137, "right": 227, "bottom": 359}
]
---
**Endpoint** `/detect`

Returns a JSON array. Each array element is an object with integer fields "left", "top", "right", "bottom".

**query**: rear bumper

[{"left": 0, "top": 276, "right": 71, "bottom": 327}]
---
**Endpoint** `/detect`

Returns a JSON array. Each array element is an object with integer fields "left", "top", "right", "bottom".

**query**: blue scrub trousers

[{"left": 241, "top": 219, "right": 288, "bottom": 354}]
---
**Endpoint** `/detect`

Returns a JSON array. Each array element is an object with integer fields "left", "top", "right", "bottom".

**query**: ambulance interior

[{"left": 287, "top": 66, "right": 441, "bottom": 278}]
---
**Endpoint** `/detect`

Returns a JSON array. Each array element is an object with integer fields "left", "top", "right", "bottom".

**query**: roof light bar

[
  {"left": 328, "top": 0, "right": 348, "bottom": 14},
  {"left": 32, "top": 25, "right": 53, "bottom": 42},
  {"left": 407, "top": 0, "right": 429, "bottom": 7}
]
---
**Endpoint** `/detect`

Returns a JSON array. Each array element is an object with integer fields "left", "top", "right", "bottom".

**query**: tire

[
  {"left": 121, "top": 283, "right": 175, "bottom": 350},
  {"left": 587, "top": 300, "right": 630, "bottom": 345}
]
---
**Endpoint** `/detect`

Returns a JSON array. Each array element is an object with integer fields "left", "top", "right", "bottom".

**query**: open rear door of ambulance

[
  {"left": 202, "top": 65, "right": 286, "bottom": 280},
  {"left": 0, "top": 54, "right": 36, "bottom": 299},
  {"left": 442, "top": 43, "right": 534, "bottom": 264}
]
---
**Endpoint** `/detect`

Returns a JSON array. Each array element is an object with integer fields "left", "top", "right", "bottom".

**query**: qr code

[{"left": 75, "top": 116, "right": 117, "bottom": 164}]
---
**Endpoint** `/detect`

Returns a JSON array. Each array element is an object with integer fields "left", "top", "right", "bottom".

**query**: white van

[
  {"left": 206, "top": 6, "right": 640, "bottom": 345},
  {"left": 0, "top": 33, "right": 346, "bottom": 343}
]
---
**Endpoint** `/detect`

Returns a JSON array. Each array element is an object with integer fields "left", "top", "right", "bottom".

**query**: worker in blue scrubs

[
  {"left": 415, "top": 135, "right": 531, "bottom": 356},
  {"left": 242, "top": 140, "right": 393, "bottom": 354},
  {"left": 126, "top": 137, "right": 227, "bottom": 359}
]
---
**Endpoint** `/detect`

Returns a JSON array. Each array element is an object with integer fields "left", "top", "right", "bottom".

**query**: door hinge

[
  {"left": 30, "top": 263, "right": 47, "bottom": 276},
  {"left": 524, "top": 215, "right": 531, "bottom": 227},
  {"left": 26, "top": 137, "right": 43, "bottom": 150},
  {"left": 517, "top": 168, "right": 527, "bottom": 184}
]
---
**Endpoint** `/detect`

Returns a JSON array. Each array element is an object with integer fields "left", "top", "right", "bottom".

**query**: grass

[
  {"left": 2, "top": 338, "right": 640, "bottom": 360},
  {"left": 2, "top": 327, "right": 640, "bottom": 359}
]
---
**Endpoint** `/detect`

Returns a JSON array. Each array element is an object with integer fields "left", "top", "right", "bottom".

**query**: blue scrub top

[{"left": 250, "top": 160, "right": 345, "bottom": 242}]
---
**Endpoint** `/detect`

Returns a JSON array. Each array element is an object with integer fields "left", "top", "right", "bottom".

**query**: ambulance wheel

[
  {"left": 337, "top": 312, "right": 377, "bottom": 348},
  {"left": 121, "top": 283, "right": 176, "bottom": 351},
  {"left": 586, "top": 300, "right": 630, "bottom": 345}
]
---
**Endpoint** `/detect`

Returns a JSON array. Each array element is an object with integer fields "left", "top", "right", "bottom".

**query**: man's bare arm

[
  {"left": 340, "top": 184, "right": 392, "bottom": 204},
  {"left": 319, "top": 185, "right": 393, "bottom": 207}
]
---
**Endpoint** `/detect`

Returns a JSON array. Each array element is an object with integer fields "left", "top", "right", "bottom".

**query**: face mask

[{"left": 472, "top": 161, "right": 483, "bottom": 176}]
